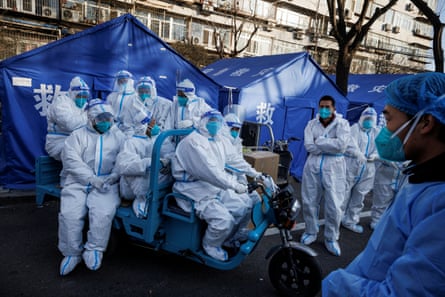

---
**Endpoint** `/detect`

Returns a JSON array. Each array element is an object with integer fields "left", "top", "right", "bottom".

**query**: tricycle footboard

[
  {"left": 240, "top": 217, "right": 269, "bottom": 255},
  {"left": 114, "top": 207, "right": 148, "bottom": 241}
]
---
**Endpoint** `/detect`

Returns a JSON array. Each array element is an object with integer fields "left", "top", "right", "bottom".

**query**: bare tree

[
  {"left": 410, "top": 0, "right": 444, "bottom": 73},
  {"left": 211, "top": 1, "right": 260, "bottom": 58},
  {"left": 170, "top": 40, "right": 219, "bottom": 68},
  {"left": 327, "top": 0, "right": 398, "bottom": 93}
]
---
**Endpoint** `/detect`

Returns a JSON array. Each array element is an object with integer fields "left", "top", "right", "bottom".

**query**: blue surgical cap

[{"left": 385, "top": 72, "right": 445, "bottom": 124}]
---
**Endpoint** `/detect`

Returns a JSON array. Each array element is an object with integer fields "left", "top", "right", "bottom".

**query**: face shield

[
  {"left": 359, "top": 107, "right": 377, "bottom": 130},
  {"left": 176, "top": 79, "right": 195, "bottom": 106},
  {"left": 113, "top": 70, "right": 135, "bottom": 93},
  {"left": 86, "top": 98, "right": 114, "bottom": 130},
  {"left": 74, "top": 90, "right": 90, "bottom": 109},
  {"left": 68, "top": 76, "right": 90, "bottom": 104},
  {"left": 93, "top": 113, "right": 113, "bottom": 134},
  {"left": 137, "top": 78, "right": 155, "bottom": 103},
  {"left": 199, "top": 110, "right": 224, "bottom": 137},
  {"left": 224, "top": 113, "right": 242, "bottom": 139}
]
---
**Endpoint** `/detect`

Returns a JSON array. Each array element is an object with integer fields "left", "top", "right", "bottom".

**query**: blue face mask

[
  {"left": 119, "top": 83, "right": 127, "bottom": 91},
  {"left": 75, "top": 98, "right": 87, "bottom": 109},
  {"left": 206, "top": 121, "right": 221, "bottom": 136},
  {"left": 362, "top": 119, "right": 374, "bottom": 130},
  {"left": 150, "top": 124, "right": 160, "bottom": 137},
  {"left": 230, "top": 130, "right": 239, "bottom": 139},
  {"left": 139, "top": 93, "right": 151, "bottom": 102},
  {"left": 375, "top": 127, "right": 405, "bottom": 161},
  {"left": 178, "top": 96, "right": 188, "bottom": 107},
  {"left": 319, "top": 107, "right": 332, "bottom": 119},
  {"left": 95, "top": 121, "right": 112, "bottom": 134}
]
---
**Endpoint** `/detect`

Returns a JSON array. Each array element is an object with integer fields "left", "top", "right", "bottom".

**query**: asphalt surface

[{"left": 0, "top": 182, "right": 374, "bottom": 297}]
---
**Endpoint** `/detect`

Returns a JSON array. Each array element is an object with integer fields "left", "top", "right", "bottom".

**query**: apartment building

[{"left": 0, "top": 0, "right": 436, "bottom": 73}]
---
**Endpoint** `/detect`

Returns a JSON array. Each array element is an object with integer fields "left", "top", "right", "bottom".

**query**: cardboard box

[{"left": 243, "top": 150, "right": 279, "bottom": 182}]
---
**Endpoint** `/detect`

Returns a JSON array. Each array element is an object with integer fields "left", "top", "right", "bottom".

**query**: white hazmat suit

[
  {"left": 58, "top": 99, "right": 125, "bottom": 275},
  {"left": 137, "top": 76, "right": 173, "bottom": 131},
  {"left": 342, "top": 107, "right": 379, "bottom": 233},
  {"left": 172, "top": 110, "right": 251, "bottom": 261},
  {"left": 115, "top": 123, "right": 175, "bottom": 218},
  {"left": 370, "top": 160, "right": 404, "bottom": 229},
  {"left": 300, "top": 107, "right": 351, "bottom": 256},
  {"left": 106, "top": 70, "right": 150, "bottom": 137},
  {"left": 45, "top": 76, "right": 89, "bottom": 160},
  {"left": 224, "top": 113, "right": 262, "bottom": 207},
  {"left": 171, "top": 78, "right": 211, "bottom": 129}
]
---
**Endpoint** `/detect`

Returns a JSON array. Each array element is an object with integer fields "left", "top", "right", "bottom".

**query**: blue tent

[
  {"left": 0, "top": 14, "right": 221, "bottom": 190},
  {"left": 203, "top": 52, "right": 349, "bottom": 181},
  {"left": 332, "top": 74, "right": 409, "bottom": 123}
]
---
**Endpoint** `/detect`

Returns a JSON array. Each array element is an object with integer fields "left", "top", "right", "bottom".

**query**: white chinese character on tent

[
  {"left": 34, "top": 83, "right": 62, "bottom": 116},
  {"left": 348, "top": 84, "right": 360, "bottom": 93},
  {"left": 256, "top": 102, "right": 275, "bottom": 125},
  {"left": 369, "top": 85, "right": 387, "bottom": 93}
]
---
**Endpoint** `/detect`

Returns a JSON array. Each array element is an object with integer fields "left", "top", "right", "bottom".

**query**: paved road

[{"left": 0, "top": 188, "right": 373, "bottom": 297}]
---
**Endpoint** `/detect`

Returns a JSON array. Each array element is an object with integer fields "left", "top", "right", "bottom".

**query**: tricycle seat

[{"left": 162, "top": 192, "right": 196, "bottom": 223}]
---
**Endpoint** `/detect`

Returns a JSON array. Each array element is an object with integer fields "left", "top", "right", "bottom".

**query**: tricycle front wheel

[{"left": 268, "top": 248, "right": 322, "bottom": 297}]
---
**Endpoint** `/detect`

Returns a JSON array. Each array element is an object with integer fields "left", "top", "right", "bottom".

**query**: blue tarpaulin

[
  {"left": 203, "top": 52, "right": 349, "bottom": 181},
  {"left": 0, "top": 14, "right": 222, "bottom": 189},
  {"left": 332, "top": 74, "right": 409, "bottom": 124}
]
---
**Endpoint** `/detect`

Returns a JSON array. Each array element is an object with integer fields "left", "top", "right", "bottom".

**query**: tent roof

[
  {"left": 332, "top": 74, "right": 409, "bottom": 113},
  {"left": 203, "top": 52, "right": 344, "bottom": 94}
]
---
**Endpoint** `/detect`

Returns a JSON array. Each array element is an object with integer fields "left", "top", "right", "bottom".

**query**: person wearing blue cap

[
  {"left": 45, "top": 76, "right": 90, "bottom": 161},
  {"left": 58, "top": 99, "right": 125, "bottom": 276},
  {"left": 323, "top": 72, "right": 445, "bottom": 297}
]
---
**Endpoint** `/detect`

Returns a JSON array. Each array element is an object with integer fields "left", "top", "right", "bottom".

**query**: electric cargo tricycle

[{"left": 111, "top": 129, "right": 322, "bottom": 297}]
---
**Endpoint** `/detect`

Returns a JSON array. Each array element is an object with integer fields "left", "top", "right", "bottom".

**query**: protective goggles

[
  {"left": 176, "top": 86, "right": 194, "bottom": 93},
  {"left": 226, "top": 121, "right": 242, "bottom": 128},
  {"left": 95, "top": 112, "right": 113, "bottom": 122}
]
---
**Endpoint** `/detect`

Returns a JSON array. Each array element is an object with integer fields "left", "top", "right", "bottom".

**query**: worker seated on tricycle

[
  {"left": 115, "top": 120, "right": 175, "bottom": 218},
  {"left": 171, "top": 110, "right": 257, "bottom": 261}
]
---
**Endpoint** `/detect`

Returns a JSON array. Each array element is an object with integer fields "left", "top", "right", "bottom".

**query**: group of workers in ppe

[
  {"left": 323, "top": 72, "right": 445, "bottom": 296},
  {"left": 48, "top": 70, "right": 264, "bottom": 275}
]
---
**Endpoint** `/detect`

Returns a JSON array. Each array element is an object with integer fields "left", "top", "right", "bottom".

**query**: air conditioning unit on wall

[
  {"left": 293, "top": 31, "right": 304, "bottom": 40},
  {"left": 382, "top": 23, "right": 392, "bottom": 32},
  {"left": 62, "top": 9, "right": 81, "bottom": 22},
  {"left": 42, "top": 6, "right": 57, "bottom": 18},
  {"left": 191, "top": 36, "right": 200, "bottom": 44}
]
